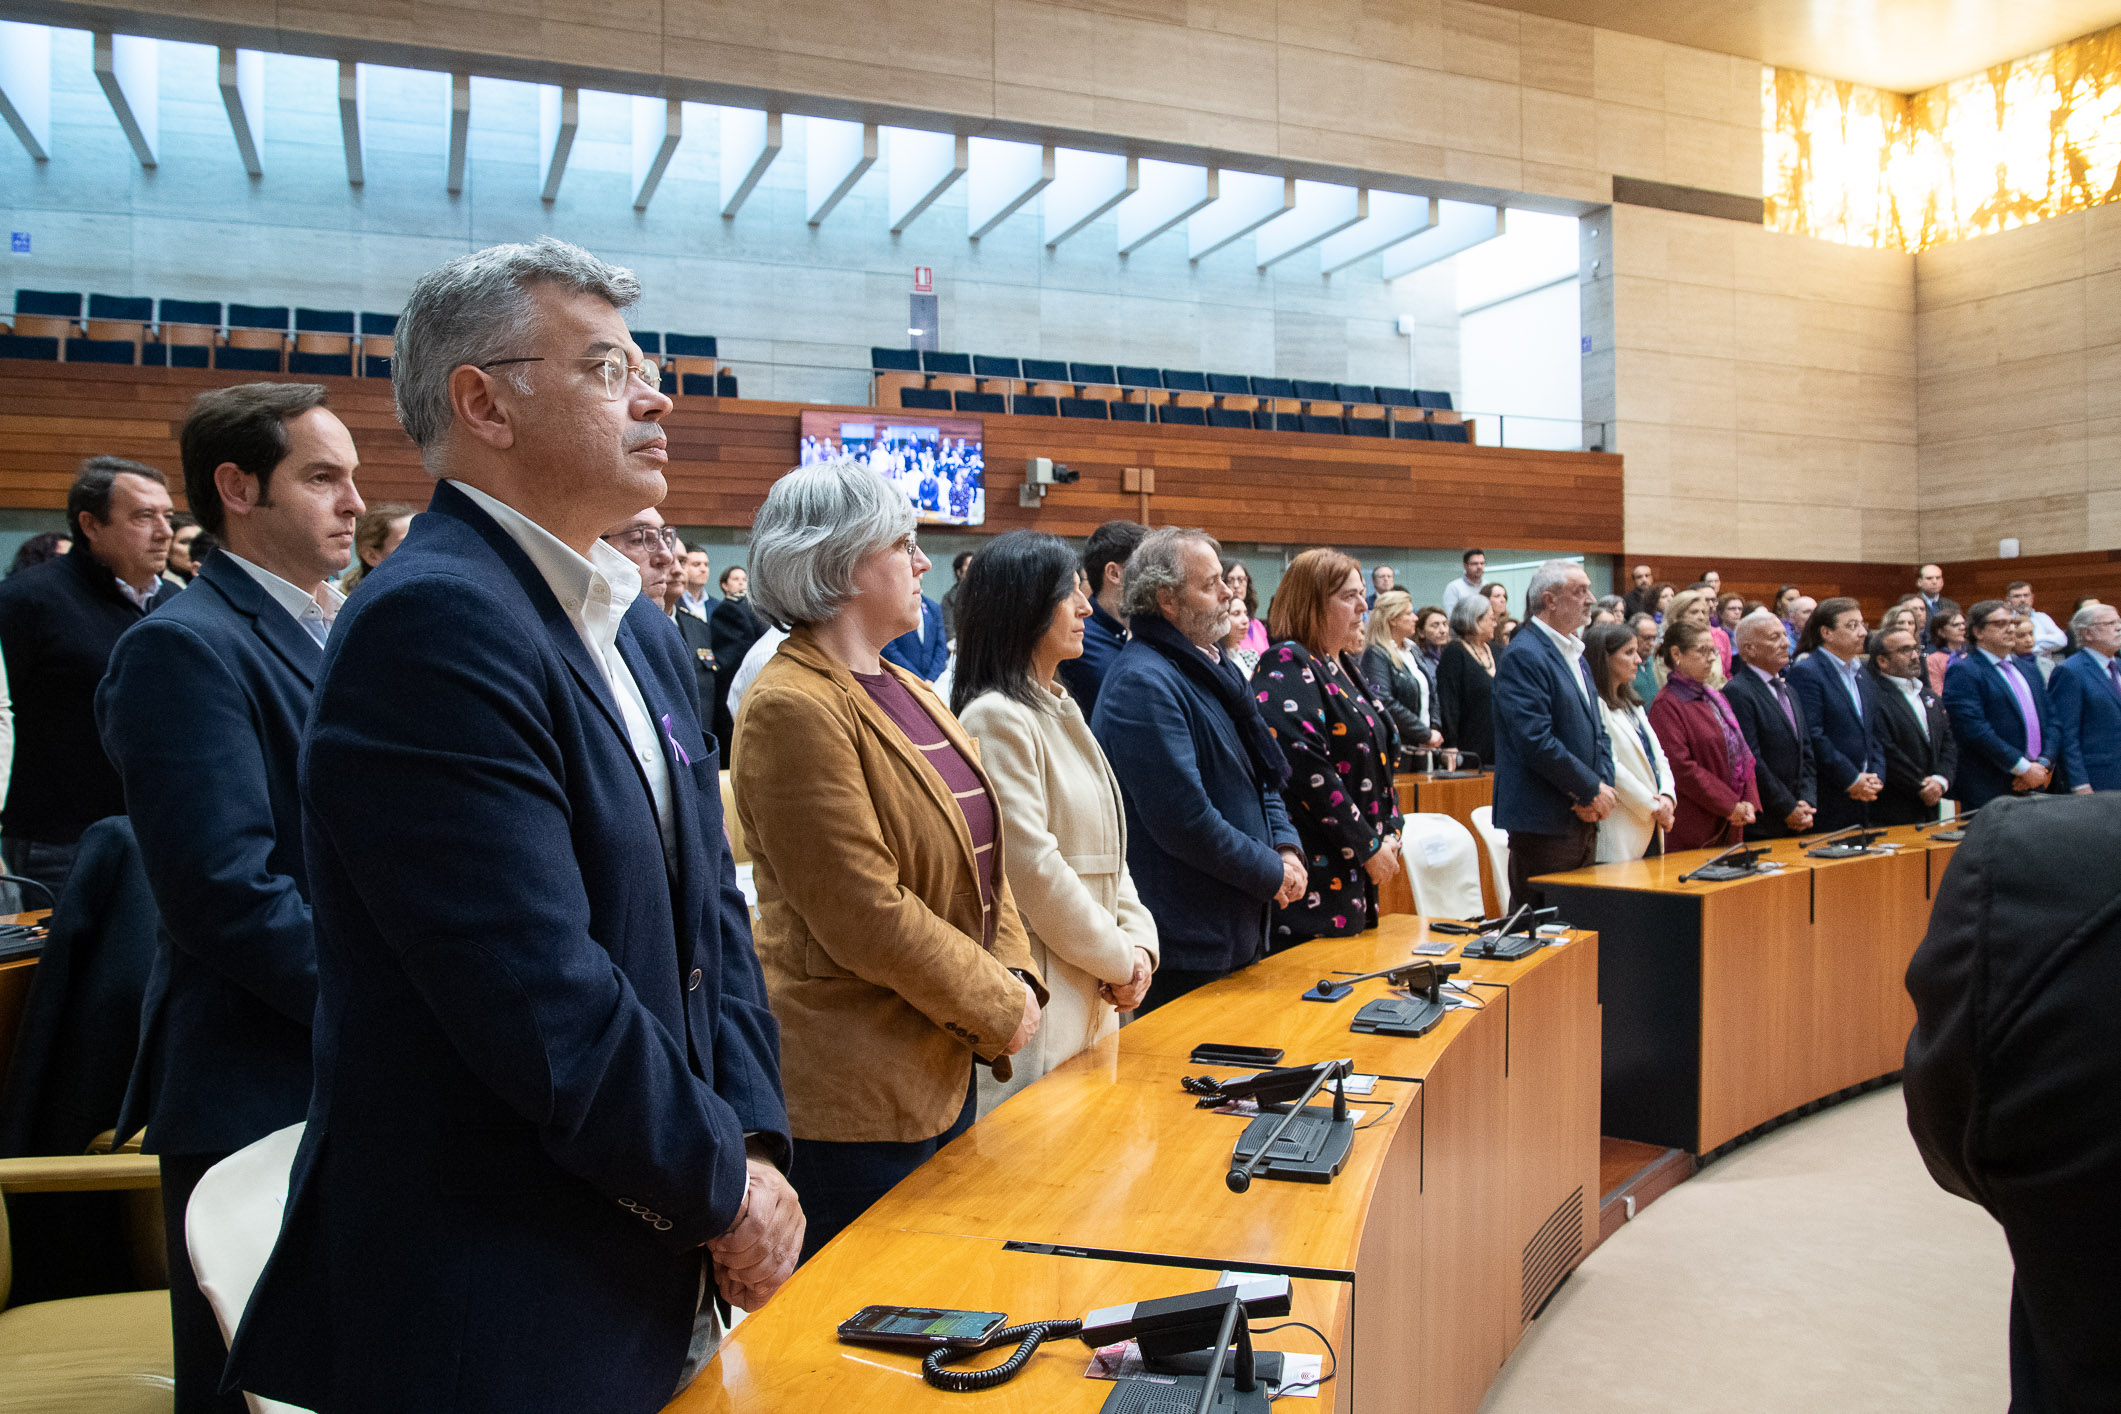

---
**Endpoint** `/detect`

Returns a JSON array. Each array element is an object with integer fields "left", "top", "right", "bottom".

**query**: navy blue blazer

[
  {"left": 1789, "top": 650, "right": 1888, "bottom": 827},
  {"left": 1721, "top": 666, "right": 1816, "bottom": 834},
  {"left": 230, "top": 483, "right": 789, "bottom": 1414},
  {"left": 96, "top": 554, "right": 321, "bottom": 1157},
  {"left": 1091, "top": 638, "right": 1300, "bottom": 974},
  {"left": 1943, "top": 651, "right": 2057, "bottom": 810},
  {"left": 2050, "top": 649, "right": 2121, "bottom": 792},
  {"left": 1058, "top": 598, "right": 1127, "bottom": 716},
  {"left": 1491, "top": 622, "right": 1613, "bottom": 836},
  {"left": 881, "top": 594, "right": 949, "bottom": 681}
]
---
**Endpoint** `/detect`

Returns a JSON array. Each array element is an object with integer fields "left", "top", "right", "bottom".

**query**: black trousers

[
  {"left": 160, "top": 1150, "right": 249, "bottom": 1414},
  {"left": 1136, "top": 966, "right": 1230, "bottom": 1017},
  {"left": 1506, "top": 821, "right": 1597, "bottom": 915},
  {"left": 792, "top": 1069, "right": 977, "bottom": 1265}
]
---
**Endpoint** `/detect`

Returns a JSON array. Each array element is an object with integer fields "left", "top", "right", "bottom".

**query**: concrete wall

[{"left": 1913, "top": 203, "right": 2121, "bottom": 561}]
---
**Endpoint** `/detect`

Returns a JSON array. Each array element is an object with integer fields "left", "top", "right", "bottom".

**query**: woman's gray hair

[
  {"left": 747, "top": 457, "right": 916, "bottom": 629},
  {"left": 1120, "top": 526, "right": 1218, "bottom": 621},
  {"left": 393, "top": 238, "right": 641, "bottom": 453},
  {"left": 1449, "top": 592, "right": 1490, "bottom": 637}
]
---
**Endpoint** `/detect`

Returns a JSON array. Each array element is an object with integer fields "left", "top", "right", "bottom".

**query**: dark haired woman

[
  {"left": 1253, "top": 548, "right": 1403, "bottom": 947},
  {"left": 1585, "top": 621, "right": 1675, "bottom": 860},
  {"left": 6, "top": 531, "right": 70, "bottom": 578},
  {"left": 953, "top": 531, "right": 1158, "bottom": 1110},
  {"left": 1648, "top": 620, "right": 1760, "bottom": 851}
]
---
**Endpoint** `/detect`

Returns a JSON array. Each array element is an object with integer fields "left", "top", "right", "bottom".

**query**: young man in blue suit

[
  {"left": 1491, "top": 560, "right": 1614, "bottom": 912},
  {"left": 881, "top": 590, "right": 948, "bottom": 680},
  {"left": 1093, "top": 527, "right": 1305, "bottom": 1014},
  {"left": 1788, "top": 597, "right": 1886, "bottom": 832},
  {"left": 2052, "top": 601, "right": 2121, "bottom": 793},
  {"left": 229, "top": 240, "right": 799, "bottom": 1414},
  {"left": 98, "top": 383, "right": 364, "bottom": 1414},
  {"left": 1944, "top": 598, "right": 2058, "bottom": 810}
]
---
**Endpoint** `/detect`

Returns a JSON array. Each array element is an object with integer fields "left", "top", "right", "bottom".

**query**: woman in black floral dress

[{"left": 1252, "top": 549, "right": 1405, "bottom": 948}]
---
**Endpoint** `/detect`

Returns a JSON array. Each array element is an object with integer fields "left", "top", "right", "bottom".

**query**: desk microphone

[
  {"left": 1226, "top": 1060, "right": 1349, "bottom": 1194},
  {"left": 1678, "top": 839, "right": 1769, "bottom": 883}
]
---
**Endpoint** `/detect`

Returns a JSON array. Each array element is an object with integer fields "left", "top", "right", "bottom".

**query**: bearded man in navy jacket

[{"left": 229, "top": 240, "right": 800, "bottom": 1414}]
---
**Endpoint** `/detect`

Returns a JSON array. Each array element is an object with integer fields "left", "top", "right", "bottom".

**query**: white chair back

[
  {"left": 187, "top": 1123, "right": 313, "bottom": 1414},
  {"left": 1399, "top": 814, "right": 1485, "bottom": 918},
  {"left": 1469, "top": 805, "right": 1510, "bottom": 910}
]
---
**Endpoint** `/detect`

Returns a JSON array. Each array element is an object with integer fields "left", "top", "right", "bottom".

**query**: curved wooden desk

[
  {"left": 676, "top": 916, "right": 1599, "bottom": 1414},
  {"left": 1536, "top": 822, "right": 1960, "bottom": 1154}
]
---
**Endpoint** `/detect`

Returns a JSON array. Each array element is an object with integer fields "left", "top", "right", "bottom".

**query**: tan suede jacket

[{"left": 731, "top": 627, "right": 1044, "bottom": 1143}]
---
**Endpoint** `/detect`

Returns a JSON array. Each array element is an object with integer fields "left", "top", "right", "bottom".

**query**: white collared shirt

[
  {"left": 1887, "top": 671, "right": 1929, "bottom": 740},
  {"left": 1529, "top": 615, "right": 1591, "bottom": 705},
  {"left": 222, "top": 551, "right": 345, "bottom": 646},
  {"left": 115, "top": 574, "right": 159, "bottom": 612},
  {"left": 448, "top": 480, "right": 674, "bottom": 856}
]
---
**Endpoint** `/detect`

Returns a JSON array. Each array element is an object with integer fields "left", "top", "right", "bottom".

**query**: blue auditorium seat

[
  {"left": 1292, "top": 380, "right": 1337, "bottom": 403},
  {"left": 973, "top": 355, "right": 1021, "bottom": 379},
  {"left": 1416, "top": 389, "right": 1454, "bottom": 410},
  {"left": 151, "top": 344, "right": 210, "bottom": 369},
  {"left": 1431, "top": 422, "right": 1470, "bottom": 442},
  {"left": 1020, "top": 358, "right": 1070, "bottom": 383},
  {"left": 666, "top": 333, "right": 716, "bottom": 358},
  {"left": 1059, "top": 397, "right": 1109, "bottom": 419},
  {"left": 1069, "top": 362, "right": 1117, "bottom": 385},
  {"left": 1270, "top": 412, "right": 1304, "bottom": 432},
  {"left": 921, "top": 351, "right": 972, "bottom": 375},
  {"left": 680, "top": 373, "right": 716, "bottom": 396},
  {"left": 214, "top": 346, "right": 283, "bottom": 371},
  {"left": 871, "top": 347, "right": 921, "bottom": 372},
  {"left": 289, "top": 352, "right": 355, "bottom": 376},
  {"left": 1336, "top": 384, "right": 1377, "bottom": 404},
  {"left": 954, "top": 391, "right": 1006, "bottom": 414},
  {"left": 1012, "top": 395, "right": 1058, "bottom": 416},
  {"left": 1160, "top": 370, "right": 1208, "bottom": 392},
  {"left": 1206, "top": 408, "right": 1253, "bottom": 429},
  {"left": 900, "top": 387, "right": 953, "bottom": 410},
  {"left": 1252, "top": 377, "right": 1297, "bottom": 400},
  {"left": 1393, "top": 420, "right": 1435, "bottom": 440},
  {"left": 1374, "top": 387, "right": 1419, "bottom": 408},
  {"left": 14, "top": 289, "right": 82, "bottom": 318},
  {"left": 87, "top": 294, "right": 152, "bottom": 323},
  {"left": 716, "top": 370, "right": 738, "bottom": 397},
  {"left": 0, "top": 335, "right": 59, "bottom": 361},
  {"left": 363, "top": 355, "right": 393, "bottom": 379},
  {"left": 630, "top": 331, "right": 664, "bottom": 356},
  {"left": 159, "top": 298, "right": 222, "bottom": 328},
  {"left": 1108, "top": 400, "right": 1148, "bottom": 422},
  {"left": 1206, "top": 373, "right": 1250, "bottom": 397},
  {"left": 1346, "top": 417, "right": 1389, "bottom": 438},
  {"left": 360, "top": 311, "right": 399, "bottom": 338},
  {"left": 1115, "top": 365, "right": 1159, "bottom": 389},
  {"left": 294, "top": 308, "right": 355, "bottom": 336},
  {"left": 228, "top": 303, "right": 289, "bottom": 334},
  {"left": 1158, "top": 404, "right": 1208, "bottom": 426},
  {"left": 64, "top": 338, "right": 136, "bottom": 365}
]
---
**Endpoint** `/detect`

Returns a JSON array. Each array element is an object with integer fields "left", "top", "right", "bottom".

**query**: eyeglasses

[
  {"left": 478, "top": 349, "right": 663, "bottom": 400},
  {"left": 601, "top": 525, "right": 680, "bottom": 554},
  {"left": 894, "top": 533, "right": 920, "bottom": 560}
]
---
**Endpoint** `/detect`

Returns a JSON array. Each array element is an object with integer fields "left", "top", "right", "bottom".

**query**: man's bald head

[{"left": 1737, "top": 608, "right": 1791, "bottom": 674}]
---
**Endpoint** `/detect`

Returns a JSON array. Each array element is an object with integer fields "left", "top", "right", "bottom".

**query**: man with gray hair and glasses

[
  {"left": 230, "top": 239, "right": 799, "bottom": 1414},
  {"left": 1091, "top": 527, "right": 1305, "bottom": 1014}
]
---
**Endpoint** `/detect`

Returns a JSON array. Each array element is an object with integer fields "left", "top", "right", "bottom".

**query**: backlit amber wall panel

[{"left": 1766, "top": 23, "right": 2121, "bottom": 251}]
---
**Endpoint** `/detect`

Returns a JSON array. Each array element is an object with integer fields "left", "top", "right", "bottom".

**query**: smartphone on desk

[{"left": 838, "top": 1305, "right": 1008, "bottom": 1351}]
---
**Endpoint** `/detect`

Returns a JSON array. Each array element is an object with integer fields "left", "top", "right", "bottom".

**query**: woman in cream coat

[
  {"left": 1585, "top": 622, "right": 1678, "bottom": 861},
  {"left": 952, "top": 532, "right": 1159, "bottom": 1112}
]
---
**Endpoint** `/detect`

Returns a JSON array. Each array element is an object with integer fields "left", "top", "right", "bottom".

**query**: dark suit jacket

[
  {"left": 881, "top": 594, "right": 949, "bottom": 681},
  {"left": 1491, "top": 622, "right": 1612, "bottom": 837},
  {"left": 1868, "top": 666, "right": 1959, "bottom": 825},
  {"left": 1904, "top": 793, "right": 2121, "bottom": 1411},
  {"left": 1091, "top": 638, "right": 1300, "bottom": 974},
  {"left": 1359, "top": 643, "right": 1430, "bottom": 751},
  {"left": 96, "top": 555, "right": 321, "bottom": 1157},
  {"left": 1057, "top": 598, "right": 1127, "bottom": 717},
  {"left": 0, "top": 539, "right": 178, "bottom": 843},
  {"left": 707, "top": 594, "right": 768, "bottom": 746},
  {"left": 1435, "top": 638, "right": 1497, "bottom": 767},
  {"left": 1943, "top": 650, "right": 2056, "bottom": 810},
  {"left": 673, "top": 608, "right": 718, "bottom": 723},
  {"left": 1788, "top": 650, "right": 1887, "bottom": 830},
  {"left": 2048, "top": 649, "right": 2121, "bottom": 792},
  {"left": 229, "top": 483, "right": 789, "bottom": 1414},
  {"left": 1721, "top": 666, "right": 1815, "bottom": 835}
]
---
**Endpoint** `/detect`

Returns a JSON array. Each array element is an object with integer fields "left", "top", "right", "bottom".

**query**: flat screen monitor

[{"left": 798, "top": 411, "right": 985, "bottom": 527}]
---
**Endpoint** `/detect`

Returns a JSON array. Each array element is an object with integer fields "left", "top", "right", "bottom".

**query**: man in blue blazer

[
  {"left": 98, "top": 383, "right": 365, "bottom": 1414},
  {"left": 1094, "top": 527, "right": 1304, "bottom": 1014},
  {"left": 1788, "top": 597, "right": 1886, "bottom": 832},
  {"left": 1491, "top": 561, "right": 1614, "bottom": 911},
  {"left": 229, "top": 241, "right": 799, "bottom": 1414},
  {"left": 2052, "top": 602, "right": 2121, "bottom": 793},
  {"left": 1944, "top": 598, "right": 2059, "bottom": 810},
  {"left": 881, "top": 590, "right": 948, "bottom": 680},
  {"left": 1058, "top": 518, "right": 1144, "bottom": 715}
]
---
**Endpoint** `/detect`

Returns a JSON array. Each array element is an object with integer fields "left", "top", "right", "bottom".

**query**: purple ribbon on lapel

[{"left": 660, "top": 713, "right": 692, "bottom": 767}]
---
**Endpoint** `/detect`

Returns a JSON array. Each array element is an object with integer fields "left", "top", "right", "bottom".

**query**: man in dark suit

[
  {"left": 1093, "top": 527, "right": 1304, "bottom": 1015},
  {"left": 0, "top": 457, "right": 179, "bottom": 897},
  {"left": 2052, "top": 601, "right": 2121, "bottom": 793},
  {"left": 229, "top": 240, "right": 799, "bottom": 1414},
  {"left": 1492, "top": 560, "right": 1614, "bottom": 912},
  {"left": 1788, "top": 596, "right": 1886, "bottom": 832},
  {"left": 1620, "top": 563, "right": 1655, "bottom": 619},
  {"left": 1721, "top": 609, "right": 1816, "bottom": 836},
  {"left": 604, "top": 508, "right": 718, "bottom": 720},
  {"left": 881, "top": 592, "right": 948, "bottom": 680},
  {"left": 97, "top": 383, "right": 365, "bottom": 1414},
  {"left": 1865, "top": 625, "right": 1957, "bottom": 825},
  {"left": 1916, "top": 562, "right": 1946, "bottom": 621},
  {"left": 1904, "top": 792, "right": 2121, "bottom": 1412},
  {"left": 707, "top": 567, "right": 767, "bottom": 745},
  {"left": 1943, "top": 598, "right": 2058, "bottom": 810},
  {"left": 1059, "top": 518, "right": 1144, "bottom": 715}
]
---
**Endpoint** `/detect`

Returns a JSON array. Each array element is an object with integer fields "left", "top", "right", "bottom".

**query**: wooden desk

[
  {"left": 1383, "top": 771, "right": 1499, "bottom": 916},
  {"left": 0, "top": 910, "right": 51, "bottom": 1109},
  {"left": 1536, "top": 824, "right": 1957, "bottom": 1153},
  {"left": 683, "top": 917, "right": 1600, "bottom": 1414}
]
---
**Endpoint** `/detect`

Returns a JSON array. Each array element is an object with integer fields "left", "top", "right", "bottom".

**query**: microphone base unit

[
  {"left": 1097, "top": 1374, "right": 1273, "bottom": 1413},
  {"left": 1229, "top": 1106, "right": 1356, "bottom": 1184},
  {"left": 1144, "top": 1349, "right": 1286, "bottom": 1384},
  {"left": 1931, "top": 828, "right": 1969, "bottom": 842},
  {"left": 1805, "top": 844, "right": 1872, "bottom": 859},
  {"left": 1350, "top": 994, "right": 1449, "bottom": 1037},
  {"left": 1468, "top": 931, "right": 1546, "bottom": 962},
  {"left": 1684, "top": 863, "right": 1759, "bottom": 882}
]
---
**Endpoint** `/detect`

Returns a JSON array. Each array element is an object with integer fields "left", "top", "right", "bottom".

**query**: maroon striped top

[{"left": 852, "top": 670, "right": 999, "bottom": 949}]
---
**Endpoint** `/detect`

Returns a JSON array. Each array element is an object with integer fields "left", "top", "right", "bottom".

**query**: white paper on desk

[{"left": 1083, "top": 1342, "right": 1323, "bottom": 1398}]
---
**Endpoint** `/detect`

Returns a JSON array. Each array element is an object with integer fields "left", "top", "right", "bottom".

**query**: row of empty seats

[
  {"left": 871, "top": 347, "right": 1465, "bottom": 430},
  {"left": 894, "top": 384, "right": 1471, "bottom": 439}
]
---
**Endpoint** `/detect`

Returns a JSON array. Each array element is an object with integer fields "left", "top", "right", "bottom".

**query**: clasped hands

[
  {"left": 1846, "top": 772, "right": 1884, "bottom": 802},
  {"left": 707, "top": 1152, "right": 804, "bottom": 1312},
  {"left": 2014, "top": 762, "right": 2051, "bottom": 793},
  {"left": 1098, "top": 947, "right": 1156, "bottom": 1012},
  {"left": 1570, "top": 784, "right": 1618, "bottom": 823}
]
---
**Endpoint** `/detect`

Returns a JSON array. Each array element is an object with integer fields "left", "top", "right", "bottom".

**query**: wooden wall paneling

[
  {"left": 1935, "top": 549, "right": 2121, "bottom": 618},
  {"left": 0, "top": 366, "right": 1626, "bottom": 552},
  {"left": 1415, "top": 995, "right": 1512, "bottom": 1414}
]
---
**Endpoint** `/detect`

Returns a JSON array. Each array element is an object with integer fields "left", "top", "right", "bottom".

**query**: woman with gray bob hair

[{"left": 731, "top": 458, "right": 1047, "bottom": 1262}]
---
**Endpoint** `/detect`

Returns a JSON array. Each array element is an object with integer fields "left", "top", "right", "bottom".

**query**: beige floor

[{"left": 1480, "top": 1085, "right": 2014, "bottom": 1413}]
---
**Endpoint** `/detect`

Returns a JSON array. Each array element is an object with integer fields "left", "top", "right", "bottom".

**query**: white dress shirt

[
  {"left": 2030, "top": 608, "right": 2066, "bottom": 656},
  {"left": 222, "top": 550, "right": 346, "bottom": 646},
  {"left": 1886, "top": 670, "right": 1950, "bottom": 795},
  {"left": 448, "top": 480, "right": 674, "bottom": 856},
  {"left": 115, "top": 574, "right": 160, "bottom": 611}
]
